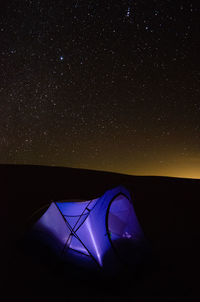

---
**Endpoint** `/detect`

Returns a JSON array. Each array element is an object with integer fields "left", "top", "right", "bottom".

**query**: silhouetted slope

[{"left": 1, "top": 164, "right": 199, "bottom": 301}]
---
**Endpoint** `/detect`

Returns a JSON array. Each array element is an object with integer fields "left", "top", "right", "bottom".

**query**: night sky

[{"left": 0, "top": 0, "right": 199, "bottom": 178}]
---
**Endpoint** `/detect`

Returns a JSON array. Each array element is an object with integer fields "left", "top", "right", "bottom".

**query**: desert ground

[{"left": 1, "top": 164, "right": 199, "bottom": 301}]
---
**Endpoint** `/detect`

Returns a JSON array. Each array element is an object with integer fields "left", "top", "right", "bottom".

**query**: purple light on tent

[
  {"left": 32, "top": 186, "right": 147, "bottom": 271},
  {"left": 86, "top": 218, "right": 102, "bottom": 266},
  {"left": 33, "top": 202, "right": 71, "bottom": 254},
  {"left": 108, "top": 194, "right": 144, "bottom": 241},
  {"left": 69, "top": 235, "right": 89, "bottom": 255}
]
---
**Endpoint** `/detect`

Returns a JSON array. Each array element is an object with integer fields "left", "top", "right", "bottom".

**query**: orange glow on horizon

[{"left": 122, "top": 166, "right": 200, "bottom": 180}]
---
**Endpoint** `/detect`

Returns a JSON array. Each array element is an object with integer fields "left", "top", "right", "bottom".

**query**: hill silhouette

[{"left": 1, "top": 164, "right": 199, "bottom": 301}]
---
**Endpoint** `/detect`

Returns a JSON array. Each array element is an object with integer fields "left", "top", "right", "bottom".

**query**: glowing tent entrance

[{"left": 33, "top": 186, "right": 146, "bottom": 271}]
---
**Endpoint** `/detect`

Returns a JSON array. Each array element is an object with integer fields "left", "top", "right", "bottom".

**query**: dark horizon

[{"left": 1, "top": 162, "right": 200, "bottom": 180}]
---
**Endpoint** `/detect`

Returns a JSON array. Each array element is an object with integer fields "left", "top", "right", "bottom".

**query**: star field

[{"left": 0, "top": 0, "right": 200, "bottom": 178}]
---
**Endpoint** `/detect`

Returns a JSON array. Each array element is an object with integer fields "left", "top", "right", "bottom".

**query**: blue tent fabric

[{"left": 33, "top": 186, "right": 146, "bottom": 271}]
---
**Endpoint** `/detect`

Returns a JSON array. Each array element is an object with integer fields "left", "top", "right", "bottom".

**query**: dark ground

[{"left": 1, "top": 164, "right": 199, "bottom": 301}]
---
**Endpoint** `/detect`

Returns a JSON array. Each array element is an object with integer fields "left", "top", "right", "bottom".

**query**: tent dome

[{"left": 32, "top": 186, "right": 147, "bottom": 272}]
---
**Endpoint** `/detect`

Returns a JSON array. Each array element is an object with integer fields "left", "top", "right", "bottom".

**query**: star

[{"left": 126, "top": 7, "right": 130, "bottom": 17}]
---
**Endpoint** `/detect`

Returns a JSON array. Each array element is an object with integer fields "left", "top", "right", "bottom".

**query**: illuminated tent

[{"left": 32, "top": 186, "right": 146, "bottom": 272}]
